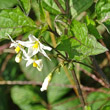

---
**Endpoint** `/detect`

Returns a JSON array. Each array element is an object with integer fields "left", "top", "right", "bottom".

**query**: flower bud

[
  {"left": 15, "top": 52, "right": 22, "bottom": 63},
  {"left": 40, "top": 73, "right": 52, "bottom": 91}
]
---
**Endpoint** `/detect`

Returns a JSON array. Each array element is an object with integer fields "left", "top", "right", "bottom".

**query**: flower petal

[
  {"left": 7, "top": 33, "right": 16, "bottom": 43},
  {"left": 40, "top": 78, "right": 49, "bottom": 91},
  {"left": 28, "top": 34, "right": 38, "bottom": 41},
  {"left": 16, "top": 40, "right": 33, "bottom": 47},
  {"left": 35, "top": 59, "right": 43, "bottom": 71},
  {"left": 40, "top": 43, "right": 52, "bottom": 51},
  {"left": 27, "top": 47, "right": 39, "bottom": 57},
  {"left": 10, "top": 43, "right": 17, "bottom": 48},
  {"left": 26, "top": 59, "right": 33, "bottom": 67},
  {"left": 39, "top": 48, "right": 51, "bottom": 60},
  {"left": 27, "top": 47, "right": 34, "bottom": 57},
  {"left": 15, "top": 54, "right": 22, "bottom": 63},
  {"left": 40, "top": 73, "right": 52, "bottom": 91},
  {"left": 21, "top": 48, "right": 30, "bottom": 59}
]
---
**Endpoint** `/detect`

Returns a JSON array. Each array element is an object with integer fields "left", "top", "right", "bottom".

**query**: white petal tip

[
  {"left": 15, "top": 56, "right": 21, "bottom": 63},
  {"left": 40, "top": 88, "right": 47, "bottom": 92},
  {"left": 48, "top": 58, "right": 51, "bottom": 61},
  {"left": 38, "top": 69, "right": 42, "bottom": 71}
]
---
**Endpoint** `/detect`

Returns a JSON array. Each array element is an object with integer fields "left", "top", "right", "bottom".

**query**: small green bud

[
  {"left": 84, "top": 106, "right": 91, "bottom": 110},
  {"left": 68, "top": 63, "right": 74, "bottom": 70},
  {"left": 55, "top": 67, "right": 60, "bottom": 74}
]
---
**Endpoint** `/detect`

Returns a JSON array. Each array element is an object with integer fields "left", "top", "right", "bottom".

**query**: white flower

[
  {"left": 18, "top": 34, "right": 52, "bottom": 60},
  {"left": 7, "top": 34, "right": 28, "bottom": 56},
  {"left": 24, "top": 57, "right": 43, "bottom": 71},
  {"left": 7, "top": 34, "right": 27, "bottom": 63},
  {"left": 7, "top": 34, "right": 22, "bottom": 53},
  {"left": 7, "top": 34, "right": 31, "bottom": 63},
  {"left": 40, "top": 73, "right": 52, "bottom": 91}
]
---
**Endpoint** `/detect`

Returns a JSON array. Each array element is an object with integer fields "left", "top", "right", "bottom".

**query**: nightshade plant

[{"left": 0, "top": 0, "right": 110, "bottom": 110}]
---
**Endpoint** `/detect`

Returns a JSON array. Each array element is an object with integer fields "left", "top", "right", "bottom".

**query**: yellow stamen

[
  {"left": 15, "top": 46, "right": 20, "bottom": 53},
  {"left": 33, "top": 42, "right": 39, "bottom": 49},
  {"left": 33, "top": 62, "right": 38, "bottom": 67}
]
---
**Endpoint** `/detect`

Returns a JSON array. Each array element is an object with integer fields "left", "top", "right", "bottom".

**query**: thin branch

[
  {"left": 0, "top": 80, "right": 74, "bottom": 88},
  {"left": 72, "top": 60, "right": 94, "bottom": 70},
  {"left": 63, "top": 66, "right": 79, "bottom": 96},
  {"left": 0, "top": 54, "right": 13, "bottom": 76},
  {"left": 47, "top": 26, "right": 60, "bottom": 37},
  {"left": 0, "top": 43, "right": 10, "bottom": 55},
  {"left": 91, "top": 56, "right": 110, "bottom": 88},
  {"left": 80, "top": 67, "right": 107, "bottom": 87},
  {"left": 73, "top": 59, "right": 110, "bottom": 88},
  {"left": 0, "top": 81, "right": 41, "bottom": 85},
  {"left": 54, "top": 0, "right": 65, "bottom": 14},
  {"left": 65, "top": 0, "right": 69, "bottom": 15},
  {"left": 68, "top": 97, "right": 110, "bottom": 110},
  {"left": 42, "top": 36, "right": 110, "bottom": 89},
  {"left": 1, "top": 80, "right": 109, "bottom": 94},
  {"left": 71, "top": 67, "right": 86, "bottom": 108},
  {"left": 43, "top": 39, "right": 99, "bottom": 71},
  {"left": 42, "top": 40, "right": 67, "bottom": 60},
  {"left": 81, "top": 85, "right": 96, "bottom": 92},
  {"left": 65, "top": 0, "right": 72, "bottom": 24}
]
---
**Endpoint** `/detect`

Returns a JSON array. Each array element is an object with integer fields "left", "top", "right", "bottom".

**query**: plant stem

[
  {"left": 54, "top": 0, "right": 65, "bottom": 14},
  {"left": 71, "top": 67, "right": 86, "bottom": 109},
  {"left": 48, "top": 26, "right": 60, "bottom": 37},
  {"left": 65, "top": 0, "right": 69, "bottom": 15},
  {"left": 42, "top": 40, "right": 67, "bottom": 60}
]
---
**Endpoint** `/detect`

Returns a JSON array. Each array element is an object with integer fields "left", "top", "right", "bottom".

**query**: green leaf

[
  {"left": 103, "top": 21, "right": 110, "bottom": 33},
  {"left": 96, "top": 0, "right": 110, "bottom": 33},
  {"left": 42, "top": 0, "right": 61, "bottom": 15},
  {"left": 42, "top": 0, "right": 64, "bottom": 15},
  {"left": 47, "top": 67, "right": 71, "bottom": 103},
  {"left": 11, "top": 86, "right": 41, "bottom": 105},
  {"left": 31, "top": 0, "right": 41, "bottom": 21},
  {"left": 0, "top": 87, "right": 9, "bottom": 110},
  {"left": 70, "top": 20, "right": 108, "bottom": 61},
  {"left": 56, "top": 36, "right": 81, "bottom": 59},
  {"left": 85, "top": 16, "right": 102, "bottom": 39},
  {"left": 96, "top": 0, "right": 110, "bottom": 22},
  {"left": 20, "top": 105, "right": 47, "bottom": 110},
  {"left": 0, "top": 7, "right": 36, "bottom": 39},
  {"left": 20, "top": 56, "right": 57, "bottom": 82},
  {"left": 11, "top": 86, "right": 46, "bottom": 110},
  {"left": 42, "top": 0, "right": 93, "bottom": 18},
  {"left": 69, "top": 0, "right": 93, "bottom": 18},
  {"left": 87, "top": 90, "right": 110, "bottom": 110},
  {"left": 0, "top": 0, "right": 18, "bottom": 9},
  {"left": 101, "top": 105, "right": 110, "bottom": 110},
  {"left": 19, "top": 0, "right": 31, "bottom": 15},
  {"left": 51, "top": 96, "right": 81, "bottom": 110},
  {"left": 39, "top": 1, "right": 46, "bottom": 22}
]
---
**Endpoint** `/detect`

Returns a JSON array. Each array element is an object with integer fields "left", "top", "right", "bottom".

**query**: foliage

[{"left": 0, "top": 0, "right": 110, "bottom": 110}]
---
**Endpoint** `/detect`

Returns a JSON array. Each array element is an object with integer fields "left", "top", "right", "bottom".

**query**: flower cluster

[
  {"left": 8, "top": 34, "right": 53, "bottom": 91},
  {"left": 8, "top": 34, "right": 52, "bottom": 71}
]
